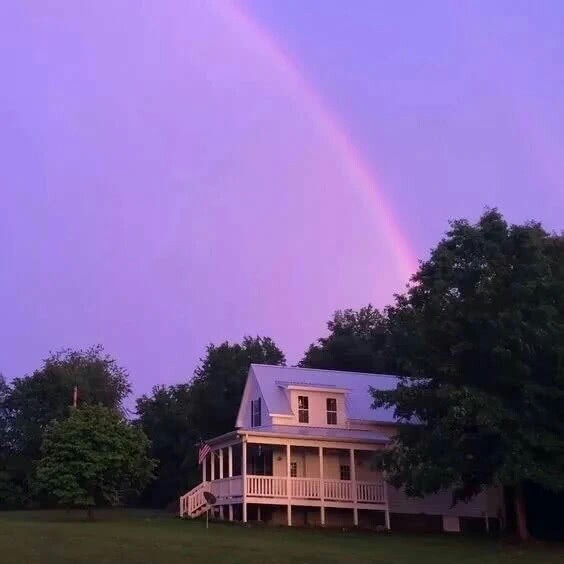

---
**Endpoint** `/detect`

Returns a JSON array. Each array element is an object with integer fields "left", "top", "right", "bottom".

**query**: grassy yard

[{"left": 0, "top": 510, "right": 562, "bottom": 564}]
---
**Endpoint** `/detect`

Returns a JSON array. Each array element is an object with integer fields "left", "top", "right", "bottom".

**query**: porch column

[
  {"left": 286, "top": 443, "right": 292, "bottom": 526},
  {"left": 202, "top": 453, "right": 207, "bottom": 482},
  {"left": 384, "top": 480, "right": 391, "bottom": 530},
  {"left": 350, "top": 448, "right": 358, "bottom": 526},
  {"left": 228, "top": 445, "right": 233, "bottom": 477},
  {"left": 211, "top": 450, "right": 215, "bottom": 481},
  {"left": 228, "top": 504, "right": 234, "bottom": 521},
  {"left": 242, "top": 438, "right": 247, "bottom": 523},
  {"left": 319, "top": 446, "right": 325, "bottom": 526},
  {"left": 219, "top": 448, "right": 224, "bottom": 479}
]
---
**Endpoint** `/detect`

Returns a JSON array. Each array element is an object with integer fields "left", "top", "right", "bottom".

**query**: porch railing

[
  {"left": 291, "top": 477, "right": 321, "bottom": 499},
  {"left": 244, "top": 475, "right": 386, "bottom": 504},
  {"left": 210, "top": 476, "right": 244, "bottom": 499},
  {"left": 181, "top": 475, "right": 386, "bottom": 518},
  {"left": 246, "top": 475, "right": 287, "bottom": 497}
]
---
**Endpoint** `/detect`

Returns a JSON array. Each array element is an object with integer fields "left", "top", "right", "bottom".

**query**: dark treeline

[
  {"left": 0, "top": 338, "right": 285, "bottom": 510},
  {"left": 136, "top": 337, "right": 285, "bottom": 507},
  {"left": 1, "top": 210, "right": 563, "bottom": 540}
]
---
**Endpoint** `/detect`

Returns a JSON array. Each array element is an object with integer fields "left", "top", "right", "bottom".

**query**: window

[
  {"left": 251, "top": 398, "right": 261, "bottom": 427},
  {"left": 250, "top": 446, "right": 272, "bottom": 476},
  {"left": 298, "top": 395, "right": 309, "bottom": 423},
  {"left": 326, "top": 398, "right": 337, "bottom": 425},
  {"left": 290, "top": 462, "right": 297, "bottom": 478},
  {"left": 340, "top": 464, "right": 351, "bottom": 481}
]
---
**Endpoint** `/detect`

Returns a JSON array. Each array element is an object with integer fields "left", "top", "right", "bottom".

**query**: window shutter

[{"left": 257, "top": 397, "right": 261, "bottom": 427}]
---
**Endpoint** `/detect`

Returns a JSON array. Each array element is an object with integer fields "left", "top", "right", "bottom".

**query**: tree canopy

[
  {"left": 136, "top": 384, "right": 194, "bottom": 507},
  {"left": 300, "top": 306, "right": 397, "bottom": 374},
  {"left": 35, "top": 405, "right": 154, "bottom": 515},
  {"left": 189, "top": 336, "right": 286, "bottom": 438},
  {"left": 137, "top": 336, "right": 285, "bottom": 506},
  {"left": 372, "top": 210, "right": 564, "bottom": 539},
  {"left": 1, "top": 346, "right": 132, "bottom": 505},
  {"left": 5, "top": 346, "right": 131, "bottom": 458}
]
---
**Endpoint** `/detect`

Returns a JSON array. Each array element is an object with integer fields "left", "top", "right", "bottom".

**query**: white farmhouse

[{"left": 180, "top": 364, "right": 503, "bottom": 531}]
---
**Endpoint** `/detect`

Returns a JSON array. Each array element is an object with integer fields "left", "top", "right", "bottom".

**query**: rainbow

[{"left": 222, "top": 3, "right": 419, "bottom": 283}]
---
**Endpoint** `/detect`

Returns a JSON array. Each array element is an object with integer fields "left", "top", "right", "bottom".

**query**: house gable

[{"left": 235, "top": 365, "right": 272, "bottom": 429}]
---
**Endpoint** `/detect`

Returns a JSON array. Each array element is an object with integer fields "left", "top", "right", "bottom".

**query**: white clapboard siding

[{"left": 388, "top": 486, "right": 489, "bottom": 518}]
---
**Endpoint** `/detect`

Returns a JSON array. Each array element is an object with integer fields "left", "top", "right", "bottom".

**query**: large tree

[
  {"left": 35, "top": 405, "right": 154, "bottom": 517},
  {"left": 1, "top": 346, "right": 131, "bottom": 505},
  {"left": 373, "top": 210, "right": 564, "bottom": 540},
  {"left": 0, "top": 375, "right": 26, "bottom": 508},
  {"left": 300, "top": 306, "right": 397, "bottom": 374},
  {"left": 0, "top": 374, "right": 9, "bottom": 449},
  {"left": 137, "top": 336, "right": 285, "bottom": 507},
  {"left": 135, "top": 384, "right": 194, "bottom": 507},
  {"left": 189, "top": 336, "right": 286, "bottom": 438},
  {"left": 5, "top": 345, "right": 131, "bottom": 459}
]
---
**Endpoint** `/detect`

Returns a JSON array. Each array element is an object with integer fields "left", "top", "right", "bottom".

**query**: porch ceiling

[{"left": 242, "top": 425, "right": 388, "bottom": 445}]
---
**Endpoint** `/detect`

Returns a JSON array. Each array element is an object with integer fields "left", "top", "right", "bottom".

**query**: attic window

[
  {"left": 298, "top": 396, "right": 309, "bottom": 423},
  {"left": 251, "top": 398, "right": 261, "bottom": 427},
  {"left": 326, "top": 398, "right": 337, "bottom": 425}
]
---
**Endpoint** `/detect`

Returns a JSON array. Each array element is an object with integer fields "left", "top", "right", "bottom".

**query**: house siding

[
  {"left": 269, "top": 446, "right": 382, "bottom": 481},
  {"left": 388, "top": 485, "right": 502, "bottom": 518},
  {"left": 236, "top": 369, "right": 271, "bottom": 429},
  {"left": 288, "top": 390, "right": 347, "bottom": 428}
]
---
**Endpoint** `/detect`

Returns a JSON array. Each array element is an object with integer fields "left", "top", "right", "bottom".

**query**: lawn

[{"left": 0, "top": 510, "right": 561, "bottom": 564}]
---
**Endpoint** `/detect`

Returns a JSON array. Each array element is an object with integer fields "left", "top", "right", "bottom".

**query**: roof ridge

[{"left": 250, "top": 363, "right": 398, "bottom": 378}]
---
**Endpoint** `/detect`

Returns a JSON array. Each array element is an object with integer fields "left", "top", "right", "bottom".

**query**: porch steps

[{"left": 179, "top": 481, "right": 208, "bottom": 518}]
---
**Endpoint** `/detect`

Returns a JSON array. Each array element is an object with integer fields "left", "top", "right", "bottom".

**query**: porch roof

[{"left": 241, "top": 425, "right": 389, "bottom": 444}]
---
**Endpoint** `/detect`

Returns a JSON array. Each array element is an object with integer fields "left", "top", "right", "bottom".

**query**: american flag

[{"left": 198, "top": 441, "right": 211, "bottom": 465}]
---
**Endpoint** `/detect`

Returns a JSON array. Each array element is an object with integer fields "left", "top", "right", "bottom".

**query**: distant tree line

[
  {"left": 0, "top": 338, "right": 285, "bottom": 512},
  {"left": 1, "top": 210, "right": 562, "bottom": 540}
]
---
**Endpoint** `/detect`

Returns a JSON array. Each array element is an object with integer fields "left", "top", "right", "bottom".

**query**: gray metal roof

[
  {"left": 242, "top": 425, "right": 389, "bottom": 443},
  {"left": 251, "top": 364, "right": 399, "bottom": 424}
]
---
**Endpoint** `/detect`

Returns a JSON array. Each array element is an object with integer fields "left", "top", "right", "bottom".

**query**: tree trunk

[{"left": 514, "top": 483, "right": 529, "bottom": 541}]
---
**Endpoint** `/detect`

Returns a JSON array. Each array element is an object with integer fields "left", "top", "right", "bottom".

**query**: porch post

[
  {"left": 202, "top": 453, "right": 207, "bottom": 482},
  {"left": 228, "top": 445, "right": 233, "bottom": 477},
  {"left": 350, "top": 448, "right": 358, "bottom": 526},
  {"left": 242, "top": 438, "right": 247, "bottom": 523},
  {"left": 384, "top": 480, "right": 391, "bottom": 530},
  {"left": 211, "top": 450, "right": 215, "bottom": 481},
  {"left": 286, "top": 443, "right": 292, "bottom": 526},
  {"left": 228, "top": 504, "right": 233, "bottom": 521},
  {"left": 319, "top": 446, "right": 325, "bottom": 526},
  {"left": 219, "top": 448, "right": 224, "bottom": 479}
]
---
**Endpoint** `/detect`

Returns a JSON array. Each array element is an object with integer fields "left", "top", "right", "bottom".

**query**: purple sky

[{"left": 2, "top": 1, "right": 563, "bottom": 399}]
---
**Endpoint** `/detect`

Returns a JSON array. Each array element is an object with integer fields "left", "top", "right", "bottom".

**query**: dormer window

[
  {"left": 251, "top": 398, "right": 261, "bottom": 427},
  {"left": 298, "top": 396, "right": 309, "bottom": 423},
  {"left": 326, "top": 398, "right": 337, "bottom": 425}
]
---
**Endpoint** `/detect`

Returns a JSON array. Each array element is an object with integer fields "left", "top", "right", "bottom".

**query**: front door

[
  {"left": 290, "top": 456, "right": 305, "bottom": 477},
  {"left": 249, "top": 446, "right": 273, "bottom": 476}
]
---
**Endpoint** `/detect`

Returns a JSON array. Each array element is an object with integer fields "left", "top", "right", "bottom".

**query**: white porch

[
  {"left": 180, "top": 432, "right": 390, "bottom": 528},
  {"left": 209, "top": 474, "right": 386, "bottom": 507}
]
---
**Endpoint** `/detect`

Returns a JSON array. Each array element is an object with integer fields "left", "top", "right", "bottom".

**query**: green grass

[{"left": 0, "top": 510, "right": 562, "bottom": 564}]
